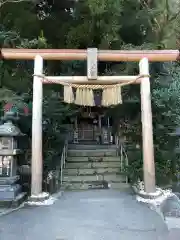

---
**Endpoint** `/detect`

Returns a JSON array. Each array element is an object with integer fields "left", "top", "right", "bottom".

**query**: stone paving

[{"left": 0, "top": 190, "right": 179, "bottom": 240}]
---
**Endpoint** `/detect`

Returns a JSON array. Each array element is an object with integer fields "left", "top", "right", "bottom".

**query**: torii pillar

[
  {"left": 139, "top": 58, "right": 156, "bottom": 193},
  {"left": 31, "top": 55, "right": 44, "bottom": 198}
]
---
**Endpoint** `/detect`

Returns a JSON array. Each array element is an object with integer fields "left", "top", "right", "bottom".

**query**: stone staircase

[{"left": 61, "top": 144, "right": 130, "bottom": 191}]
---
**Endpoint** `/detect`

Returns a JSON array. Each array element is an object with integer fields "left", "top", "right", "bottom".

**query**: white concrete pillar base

[
  {"left": 27, "top": 192, "right": 56, "bottom": 206},
  {"left": 136, "top": 188, "right": 180, "bottom": 221},
  {"left": 136, "top": 188, "right": 171, "bottom": 203},
  {"left": 136, "top": 188, "right": 163, "bottom": 200}
]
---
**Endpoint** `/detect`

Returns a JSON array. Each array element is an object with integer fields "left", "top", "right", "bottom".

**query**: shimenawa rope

[{"left": 33, "top": 74, "right": 150, "bottom": 106}]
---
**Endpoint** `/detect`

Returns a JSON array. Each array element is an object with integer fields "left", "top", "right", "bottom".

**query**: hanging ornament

[{"left": 64, "top": 85, "right": 74, "bottom": 104}]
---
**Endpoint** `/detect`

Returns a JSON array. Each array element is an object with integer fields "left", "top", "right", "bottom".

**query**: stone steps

[
  {"left": 63, "top": 173, "right": 126, "bottom": 183},
  {"left": 68, "top": 144, "right": 117, "bottom": 150},
  {"left": 61, "top": 181, "right": 130, "bottom": 191},
  {"left": 68, "top": 149, "right": 117, "bottom": 157},
  {"left": 65, "top": 161, "right": 120, "bottom": 169},
  {"left": 66, "top": 156, "right": 120, "bottom": 162},
  {"left": 63, "top": 167, "right": 121, "bottom": 175},
  {"left": 62, "top": 144, "right": 128, "bottom": 191}
]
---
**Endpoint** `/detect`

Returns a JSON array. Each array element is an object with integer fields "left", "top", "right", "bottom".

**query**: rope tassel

[
  {"left": 102, "top": 85, "right": 122, "bottom": 106},
  {"left": 75, "top": 87, "right": 95, "bottom": 106},
  {"left": 75, "top": 88, "right": 82, "bottom": 105},
  {"left": 63, "top": 83, "right": 122, "bottom": 107},
  {"left": 102, "top": 87, "right": 111, "bottom": 106},
  {"left": 64, "top": 85, "right": 74, "bottom": 104},
  {"left": 116, "top": 85, "right": 122, "bottom": 104}
]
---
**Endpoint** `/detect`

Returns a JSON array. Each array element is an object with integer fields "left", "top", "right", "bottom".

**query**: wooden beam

[
  {"left": 139, "top": 58, "right": 156, "bottom": 193},
  {"left": 43, "top": 75, "right": 140, "bottom": 84},
  {"left": 0, "top": 48, "right": 180, "bottom": 61},
  {"left": 31, "top": 55, "right": 43, "bottom": 197}
]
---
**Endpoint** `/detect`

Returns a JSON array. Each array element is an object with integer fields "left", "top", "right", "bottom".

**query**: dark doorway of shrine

[{"left": 71, "top": 106, "right": 113, "bottom": 145}]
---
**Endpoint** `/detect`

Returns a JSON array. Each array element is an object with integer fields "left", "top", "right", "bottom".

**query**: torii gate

[{"left": 1, "top": 48, "right": 179, "bottom": 199}]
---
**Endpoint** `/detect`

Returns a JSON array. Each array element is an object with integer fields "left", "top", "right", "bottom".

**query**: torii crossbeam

[{"left": 0, "top": 48, "right": 180, "bottom": 61}]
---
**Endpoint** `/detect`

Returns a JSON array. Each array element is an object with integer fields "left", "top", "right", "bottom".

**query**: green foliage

[
  {"left": 125, "top": 149, "right": 143, "bottom": 184},
  {"left": 42, "top": 91, "right": 79, "bottom": 171}
]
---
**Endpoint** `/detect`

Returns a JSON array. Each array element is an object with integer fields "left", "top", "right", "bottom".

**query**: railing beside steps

[
  {"left": 60, "top": 139, "right": 68, "bottom": 186},
  {"left": 44, "top": 139, "right": 68, "bottom": 193},
  {"left": 115, "top": 136, "right": 129, "bottom": 184}
]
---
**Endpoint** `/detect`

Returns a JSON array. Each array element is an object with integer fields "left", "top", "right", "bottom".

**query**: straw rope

[
  {"left": 33, "top": 73, "right": 150, "bottom": 106},
  {"left": 33, "top": 74, "right": 150, "bottom": 89}
]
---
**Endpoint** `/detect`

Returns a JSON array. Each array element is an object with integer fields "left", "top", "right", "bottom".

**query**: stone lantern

[{"left": 0, "top": 112, "right": 26, "bottom": 207}]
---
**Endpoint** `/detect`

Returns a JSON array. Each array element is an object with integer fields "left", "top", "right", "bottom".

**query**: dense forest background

[{"left": 1, "top": 0, "right": 180, "bottom": 187}]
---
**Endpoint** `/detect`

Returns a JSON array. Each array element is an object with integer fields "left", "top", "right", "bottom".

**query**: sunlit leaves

[{"left": 87, "top": 0, "right": 123, "bottom": 16}]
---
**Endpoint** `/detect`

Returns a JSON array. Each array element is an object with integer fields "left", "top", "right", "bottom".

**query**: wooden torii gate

[{"left": 1, "top": 48, "right": 179, "bottom": 198}]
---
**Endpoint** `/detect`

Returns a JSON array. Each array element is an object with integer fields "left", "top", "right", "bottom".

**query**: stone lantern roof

[
  {"left": 0, "top": 111, "right": 24, "bottom": 137},
  {"left": 0, "top": 121, "right": 23, "bottom": 137}
]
